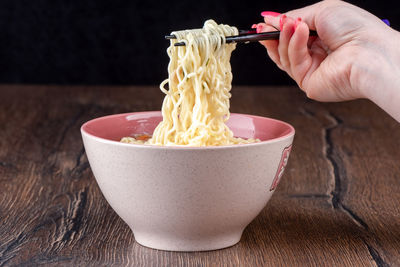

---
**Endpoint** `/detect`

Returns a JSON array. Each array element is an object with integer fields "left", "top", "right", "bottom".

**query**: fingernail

[
  {"left": 294, "top": 17, "right": 302, "bottom": 31},
  {"left": 382, "top": 19, "right": 390, "bottom": 26},
  {"left": 251, "top": 24, "right": 258, "bottom": 29},
  {"left": 279, "top": 15, "right": 287, "bottom": 30},
  {"left": 261, "top": 11, "right": 281, "bottom": 17}
]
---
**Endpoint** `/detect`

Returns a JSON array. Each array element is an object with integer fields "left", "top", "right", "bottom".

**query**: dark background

[{"left": 1, "top": 0, "right": 398, "bottom": 85}]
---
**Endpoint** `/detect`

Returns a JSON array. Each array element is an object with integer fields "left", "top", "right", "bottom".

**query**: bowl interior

[{"left": 82, "top": 111, "right": 294, "bottom": 143}]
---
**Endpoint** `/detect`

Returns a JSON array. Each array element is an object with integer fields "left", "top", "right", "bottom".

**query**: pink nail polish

[
  {"left": 294, "top": 17, "right": 302, "bottom": 31},
  {"left": 279, "top": 15, "right": 287, "bottom": 30},
  {"left": 251, "top": 24, "right": 258, "bottom": 29},
  {"left": 261, "top": 11, "right": 281, "bottom": 17}
]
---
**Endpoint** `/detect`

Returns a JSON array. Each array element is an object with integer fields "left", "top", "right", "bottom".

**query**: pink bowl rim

[{"left": 81, "top": 111, "right": 295, "bottom": 150}]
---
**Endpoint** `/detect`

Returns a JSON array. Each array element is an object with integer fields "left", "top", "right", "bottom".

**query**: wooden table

[{"left": 0, "top": 85, "right": 399, "bottom": 266}]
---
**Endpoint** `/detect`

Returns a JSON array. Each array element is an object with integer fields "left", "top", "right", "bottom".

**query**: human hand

[{"left": 255, "top": 0, "right": 400, "bottom": 107}]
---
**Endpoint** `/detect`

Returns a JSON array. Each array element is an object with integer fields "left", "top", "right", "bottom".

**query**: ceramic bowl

[{"left": 81, "top": 111, "right": 295, "bottom": 251}]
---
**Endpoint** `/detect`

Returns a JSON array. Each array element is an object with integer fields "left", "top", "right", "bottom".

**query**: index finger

[{"left": 262, "top": 1, "right": 322, "bottom": 30}]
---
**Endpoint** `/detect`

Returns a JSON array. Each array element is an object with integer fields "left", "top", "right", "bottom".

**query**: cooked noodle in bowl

[
  {"left": 121, "top": 20, "right": 259, "bottom": 146},
  {"left": 81, "top": 20, "right": 295, "bottom": 251}
]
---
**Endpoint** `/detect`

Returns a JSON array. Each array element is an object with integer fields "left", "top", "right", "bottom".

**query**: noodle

[{"left": 121, "top": 20, "right": 259, "bottom": 146}]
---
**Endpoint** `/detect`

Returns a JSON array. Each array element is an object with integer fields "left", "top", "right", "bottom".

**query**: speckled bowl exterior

[{"left": 81, "top": 111, "right": 295, "bottom": 251}]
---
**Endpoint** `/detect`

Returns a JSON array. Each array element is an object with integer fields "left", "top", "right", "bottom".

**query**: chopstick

[
  {"left": 165, "top": 29, "right": 258, "bottom": 40},
  {"left": 167, "top": 30, "right": 317, "bottom": 46}
]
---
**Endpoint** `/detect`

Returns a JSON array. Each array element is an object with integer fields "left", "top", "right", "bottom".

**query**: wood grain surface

[{"left": 0, "top": 85, "right": 399, "bottom": 267}]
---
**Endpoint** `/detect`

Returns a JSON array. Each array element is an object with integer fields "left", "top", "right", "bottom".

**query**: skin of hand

[{"left": 256, "top": 0, "right": 400, "bottom": 122}]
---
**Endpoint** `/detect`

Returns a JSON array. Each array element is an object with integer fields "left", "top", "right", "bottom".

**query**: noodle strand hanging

[{"left": 121, "top": 20, "right": 259, "bottom": 146}]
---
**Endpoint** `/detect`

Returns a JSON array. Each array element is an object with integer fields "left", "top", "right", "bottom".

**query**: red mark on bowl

[{"left": 270, "top": 145, "right": 292, "bottom": 191}]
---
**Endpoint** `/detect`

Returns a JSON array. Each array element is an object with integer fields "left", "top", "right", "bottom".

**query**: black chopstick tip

[{"left": 174, "top": 42, "right": 185, "bottom": 46}]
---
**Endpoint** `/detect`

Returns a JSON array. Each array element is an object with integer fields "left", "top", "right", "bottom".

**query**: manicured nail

[
  {"left": 251, "top": 24, "right": 258, "bottom": 29},
  {"left": 294, "top": 17, "right": 302, "bottom": 31},
  {"left": 279, "top": 15, "right": 287, "bottom": 30},
  {"left": 261, "top": 11, "right": 281, "bottom": 17},
  {"left": 382, "top": 19, "right": 390, "bottom": 26}
]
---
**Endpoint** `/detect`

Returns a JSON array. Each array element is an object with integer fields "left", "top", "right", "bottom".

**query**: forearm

[{"left": 368, "top": 73, "right": 400, "bottom": 122}]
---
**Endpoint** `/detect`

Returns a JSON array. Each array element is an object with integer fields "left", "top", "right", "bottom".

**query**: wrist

[{"left": 363, "top": 29, "right": 400, "bottom": 122}]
